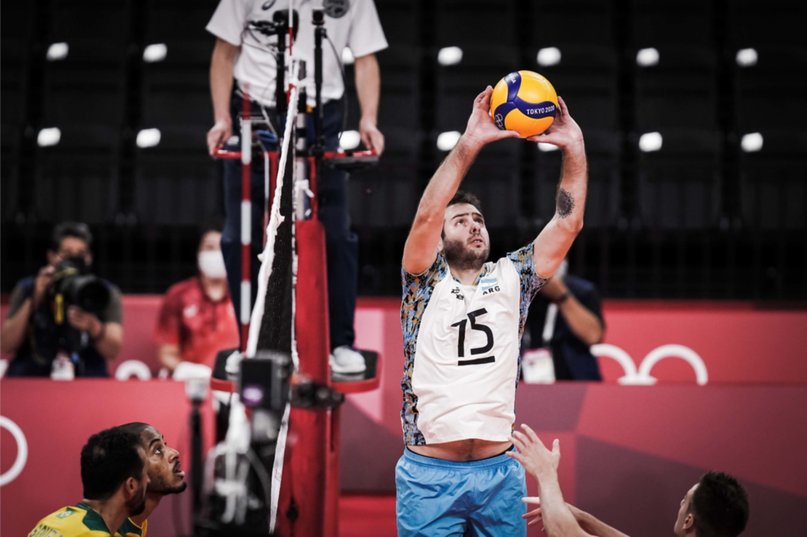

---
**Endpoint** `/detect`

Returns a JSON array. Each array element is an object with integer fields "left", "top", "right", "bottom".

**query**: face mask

[{"left": 198, "top": 250, "right": 227, "bottom": 279}]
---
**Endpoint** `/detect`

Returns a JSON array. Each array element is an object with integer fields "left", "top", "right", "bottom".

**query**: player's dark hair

[
  {"left": 81, "top": 428, "right": 144, "bottom": 500},
  {"left": 691, "top": 471, "right": 749, "bottom": 537},
  {"left": 117, "top": 422, "right": 150, "bottom": 440},
  {"left": 50, "top": 221, "right": 93, "bottom": 251},
  {"left": 448, "top": 190, "right": 483, "bottom": 213}
]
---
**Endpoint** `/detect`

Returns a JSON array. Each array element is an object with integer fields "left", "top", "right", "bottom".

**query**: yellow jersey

[
  {"left": 28, "top": 503, "right": 112, "bottom": 536},
  {"left": 116, "top": 517, "right": 147, "bottom": 537}
]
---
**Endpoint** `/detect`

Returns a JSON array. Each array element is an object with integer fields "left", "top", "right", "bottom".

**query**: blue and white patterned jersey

[{"left": 400, "top": 244, "right": 546, "bottom": 445}]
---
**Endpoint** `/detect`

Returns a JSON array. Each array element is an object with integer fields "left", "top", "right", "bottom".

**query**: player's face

[
  {"left": 673, "top": 483, "right": 697, "bottom": 536},
  {"left": 442, "top": 203, "right": 490, "bottom": 269},
  {"left": 140, "top": 426, "right": 187, "bottom": 495}
]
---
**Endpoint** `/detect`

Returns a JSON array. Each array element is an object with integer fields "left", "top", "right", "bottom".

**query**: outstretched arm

[
  {"left": 568, "top": 504, "right": 631, "bottom": 537},
  {"left": 529, "top": 96, "right": 587, "bottom": 277},
  {"left": 508, "top": 424, "right": 594, "bottom": 537},
  {"left": 402, "top": 87, "right": 518, "bottom": 274}
]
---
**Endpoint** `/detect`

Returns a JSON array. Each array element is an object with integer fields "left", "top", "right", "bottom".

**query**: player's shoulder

[{"left": 30, "top": 504, "right": 112, "bottom": 536}]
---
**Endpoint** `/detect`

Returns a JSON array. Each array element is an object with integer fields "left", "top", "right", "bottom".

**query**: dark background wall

[{"left": 2, "top": 0, "right": 806, "bottom": 300}]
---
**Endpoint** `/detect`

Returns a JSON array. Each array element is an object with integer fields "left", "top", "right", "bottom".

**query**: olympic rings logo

[
  {"left": 0, "top": 416, "right": 29, "bottom": 487},
  {"left": 591, "top": 343, "right": 709, "bottom": 385}
]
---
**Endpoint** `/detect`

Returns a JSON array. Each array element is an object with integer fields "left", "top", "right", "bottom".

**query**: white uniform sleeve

[
  {"left": 206, "top": 0, "right": 251, "bottom": 46},
  {"left": 348, "top": 0, "right": 388, "bottom": 58}
]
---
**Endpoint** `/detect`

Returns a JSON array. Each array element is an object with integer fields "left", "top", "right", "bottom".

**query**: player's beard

[
  {"left": 443, "top": 236, "right": 488, "bottom": 271},
  {"left": 149, "top": 470, "right": 188, "bottom": 495},
  {"left": 127, "top": 488, "right": 147, "bottom": 517}
]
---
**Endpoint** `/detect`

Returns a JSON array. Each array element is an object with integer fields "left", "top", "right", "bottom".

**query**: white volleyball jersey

[
  {"left": 207, "top": 0, "right": 388, "bottom": 108},
  {"left": 400, "top": 244, "right": 546, "bottom": 445}
]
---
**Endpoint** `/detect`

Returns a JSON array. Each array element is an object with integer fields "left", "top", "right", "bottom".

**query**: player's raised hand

[
  {"left": 527, "top": 96, "right": 584, "bottom": 152},
  {"left": 463, "top": 86, "right": 520, "bottom": 149},
  {"left": 508, "top": 423, "right": 561, "bottom": 479}
]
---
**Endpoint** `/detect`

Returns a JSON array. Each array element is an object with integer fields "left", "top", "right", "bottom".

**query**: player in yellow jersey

[
  {"left": 28, "top": 428, "right": 149, "bottom": 536},
  {"left": 116, "top": 423, "right": 188, "bottom": 537}
]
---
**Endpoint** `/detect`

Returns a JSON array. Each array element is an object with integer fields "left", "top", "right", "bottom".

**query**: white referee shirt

[{"left": 207, "top": 0, "right": 388, "bottom": 108}]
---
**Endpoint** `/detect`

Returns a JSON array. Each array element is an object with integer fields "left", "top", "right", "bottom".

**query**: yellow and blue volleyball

[{"left": 490, "top": 70, "right": 558, "bottom": 138}]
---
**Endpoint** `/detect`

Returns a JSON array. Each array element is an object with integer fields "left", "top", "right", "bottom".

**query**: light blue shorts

[{"left": 395, "top": 447, "right": 527, "bottom": 537}]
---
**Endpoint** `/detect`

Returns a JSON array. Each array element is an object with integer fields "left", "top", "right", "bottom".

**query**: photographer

[{"left": 1, "top": 222, "right": 123, "bottom": 378}]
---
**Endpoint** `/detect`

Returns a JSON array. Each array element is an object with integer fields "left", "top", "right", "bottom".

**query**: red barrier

[{"left": 5, "top": 298, "right": 805, "bottom": 384}]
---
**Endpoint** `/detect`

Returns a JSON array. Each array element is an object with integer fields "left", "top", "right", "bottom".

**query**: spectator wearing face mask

[{"left": 154, "top": 227, "right": 239, "bottom": 378}]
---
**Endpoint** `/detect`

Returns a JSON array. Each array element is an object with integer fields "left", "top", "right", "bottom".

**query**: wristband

[{"left": 554, "top": 291, "right": 572, "bottom": 305}]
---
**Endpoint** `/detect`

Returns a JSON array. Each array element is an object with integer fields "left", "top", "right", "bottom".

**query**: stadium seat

[
  {"left": 434, "top": 0, "right": 517, "bottom": 48},
  {"left": 348, "top": 127, "right": 421, "bottom": 229},
  {"left": 739, "top": 130, "right": 807, "bottom": 230},
  {"left": 734, "top": 45, "right": 807, "bottom": 132},
  {"left": 33, "top": 126, "right": 120, "bottom": 224},
  {"left": 635, "top": 128, "right": 721, "bottom": 230},
  {"left": 727, "top": 0, "right": 807, "bottom": 47},
  {"left": 133, "top": 126, "right": 220, "bottom": 226},
  {"left": 632, "top": 0, "right": 714, "bottom": 47},
  {"left": 633, "top": 45, "right": 718, "bottom": 130},
  {"left": 528, "top": 0, "right": 614, "bottom": 47}
]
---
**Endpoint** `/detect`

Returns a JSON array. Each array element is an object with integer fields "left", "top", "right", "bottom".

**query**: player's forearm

[
  {"left": 210, "top": 39, "right": 237, "bottom": 123},
  {"left": 570, "top": 504, "right": 630, "bottom": 537},
  {"left": 93, "top": 322, "right": 123, "bottom": 361},
  {"left": 536, "top": 472, "right": 593, "bottom": 537},
  {"left": 0, "top": 300, "right": 32, "bottom": 355},
  {"left": 554, "top": 143, "right": 587, "bottom": 233},
  {"left": 354, "top": 54, "right": 380, "bottom": 125},
  {"left": 402, "top": 136, "right": 481, "bottom": 272},
  {"left": 559, "top": 299, "right": 603, "bottom": 346}
]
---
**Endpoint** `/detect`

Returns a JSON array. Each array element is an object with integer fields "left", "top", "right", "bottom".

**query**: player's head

[
  {"left": 118, "top": 422, "right": 187, "bottom": 496},
  {"left": 441, "top": 191, "right": 490, "bottom": 270},
  {"left": 81, "top": 427, "right": 149, "bottom": 516},
  {"left": 674, "top": 471, "right": 749, "bottom": 537}
]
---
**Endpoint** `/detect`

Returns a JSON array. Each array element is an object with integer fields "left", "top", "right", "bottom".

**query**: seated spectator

[
  {"left": 154, "top": 226, "right": 239, "bottom": 378},
  {"left": 1, "top": 222, "right": 123, "bottom": 378},
  {"left": 523, "top": 260, "right": 604, "bottom": 381},
  {"left": 28, "top": 427, "right": 149, "bottom": 536},
  {"left": 508, "top": 424, "right": 749, "bottom": 537}
]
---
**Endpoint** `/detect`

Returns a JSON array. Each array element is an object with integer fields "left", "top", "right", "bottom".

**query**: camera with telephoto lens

[{"left": 50, "top": 256, "right": 111, "bottom": 315}]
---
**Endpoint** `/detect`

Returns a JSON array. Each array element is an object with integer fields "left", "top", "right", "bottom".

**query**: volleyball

[{"left": 490, "top": 70, "right": 558, "bottom": 138}]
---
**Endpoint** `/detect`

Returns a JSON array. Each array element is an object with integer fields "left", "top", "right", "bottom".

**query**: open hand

[
  {"left": 526, "top": 96, "right": 584, "bottom": 152},
  {"left": 508, "top": 423, "right": 561, "bottom": 479},
  {"left": 463, "top": 86, "right": 520, "bottom": 149}
]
